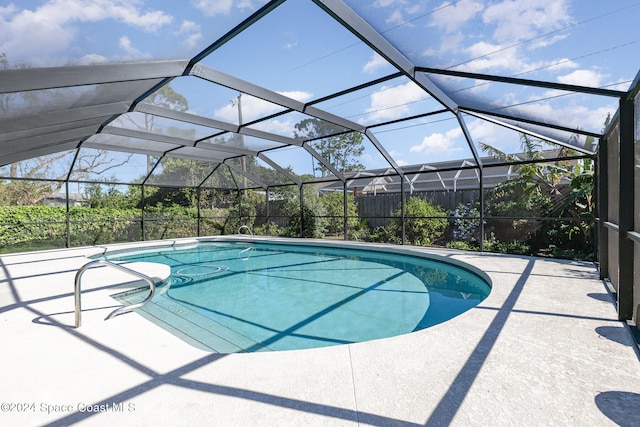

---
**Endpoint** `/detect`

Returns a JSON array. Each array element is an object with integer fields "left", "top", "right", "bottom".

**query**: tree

[
  {"left": 294, "top": 118, "right": 365, "bottom": 177},
  {"left": 478, "top": 132, "right": 596, "bottom": 258}
]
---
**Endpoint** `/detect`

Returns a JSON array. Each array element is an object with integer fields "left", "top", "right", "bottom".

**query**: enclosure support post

[
  {"left": 343, "top": 181, "right": 348, "bottom": 240},
  {"left": 141, "top": 185, "right": 146, "bottom": 241},
  {"left": 65, "top": 182, "right": 71, "bottom": 248},
  {"left": 401, "top": 177, "right": 405, "bottom": 245},
  {"left": 299, "top": 184, "right": 304, "bottom": 238},
  {"left": 479, "top": 166, "right": 484, "bottom": 252},
  {"left": 197, "top": 187, "right": 201, "bottom": 237},
  {"left": 597, "top": 136, "right": 608, "bottom": 280},
  {"left": 266, "top": 188, "right": 270, "bottom": 236},
  {"left": 618, "top": 96, "right": 634, "bottom": 321}
]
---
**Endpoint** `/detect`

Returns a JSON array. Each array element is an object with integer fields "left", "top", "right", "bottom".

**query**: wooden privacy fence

[{"left": 355, "top": 190, "right": 480, "bottom": 228}]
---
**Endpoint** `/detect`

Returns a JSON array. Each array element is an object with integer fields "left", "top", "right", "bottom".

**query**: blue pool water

[{"left": 102, "top": 241, "right": 491, "bottom": 353}]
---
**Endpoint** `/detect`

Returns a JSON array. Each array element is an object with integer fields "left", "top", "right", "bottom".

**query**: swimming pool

[{"left": 100, "top": 240, "right": 491, "bottom": 353}]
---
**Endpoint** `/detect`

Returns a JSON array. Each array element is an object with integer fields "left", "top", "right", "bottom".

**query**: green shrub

[
  {"left": 446, "top": 241, "right": 475, "bottom": 251},
  {"left": 0, "top": 205, "right": 66, "bottom": 247},
  {"left": 348, "top": 220, "right": 372, "bottom": 242},
  {"left": 483, "top": 238, "right": 531, "bottom": 255},
  {"left": 280, "top": 193, "right": 327, "bottom": 238},
  {"left": 222, "top": 193, "right": 260, "bottom": 234},
  {"left": 369, "top": 225, "right": 400, "bottom": 244},
  {"left": 390, "top": 197, "right": 448, "bottom": 246},
  {"left": 319, "top": 192, "right": 359, "bottom": 236}
]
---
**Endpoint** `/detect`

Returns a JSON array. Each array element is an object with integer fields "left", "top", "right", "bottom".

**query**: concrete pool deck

[{"left": 1, "top": 238, "right": 639, "bottom": 426}]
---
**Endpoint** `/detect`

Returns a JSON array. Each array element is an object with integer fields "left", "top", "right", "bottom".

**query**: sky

[{"left": 2, "top": 0, "right": 640, "bottom": 178}]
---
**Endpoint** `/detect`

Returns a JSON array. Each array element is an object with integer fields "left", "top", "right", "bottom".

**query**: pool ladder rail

[
  {"left": 74, "top": 259, "right": 156, "bottom": 328},
  {"left": 237, "top": 225, "right": 253, "bottom": 236}
]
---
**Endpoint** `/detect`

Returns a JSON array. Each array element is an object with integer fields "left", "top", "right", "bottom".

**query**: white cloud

[
  {"left": 439, "top": 32, "right": 464, "bottom": 53},
  {"left": 281, "top": 31, "right": 298, "bottom": 50},
  {"left": 249, "top": 118, "right": 298, "bottom": 136},
  {"left": 511, "top": 102, "right": 615, "bottom": 133},
  {"left": 192, "top": 0, "right": 233, "bottom": 16},
  {"left": 410, "top": 128, "right": 463, "bottom": 156},
  {"left": 363, "top": 52, "right": 390, "bottom": 74},
  {"left": 38, "top": 0, "right": 173, "bottom": 32},
  {"left": 373, "top": 0, "right": 400, "bottom": 7},
  {"left": 386, "top": 9, "right": 406, "bottom": 26},
  {"left": 606, "top": 79, "right": 634, "bottom": 92},
  {"left": 76, "top": 53, "right": 108, "bottom": 65},
  {"left": 528, "top": 33, "right": 569, "bottom": 50},
  {"left": 466, "top": 118, "right": 516, "bottom": 151},
  {"left": 193, "top": 0, "right": 264, "bottom": 16},
  {"left": 460, "top": 41, "right": 526, "bottom": 73},
  {"left": 545, "top": 58, "right": 578, "bottom": 72},
  {"left": 423, "top": 1, "right": 576, "bottom": 76},
  {"left": 0, "top": 0, "right": 172, "bottom": 65},
  {"left": 482, "top": 0, "right": 572, "bottom": 44},
  {"left": 176, "top": 20, "right": 202, "bottom": 50},
  {"left": 116, "top": 35, "right": 153, "bottom": 61},
  {"left": 177, "top": 20, "right": 200, "bottom": 34},
  {"left": 430, "top": 0, "right": 480, "bottom": 34},
  {"left": 278, "top": 90, "right": 312, "bottom": 103},
  {"left": 184, "top": 33, "right": 203, "bottom": 50},
  {"left": 361, "top": 81, "right": 429, "bottom": 123},
  {"left": 119, "top": 36, "right": 135, "bottom": 54},
  {"left": 557, "top": 69, "right": 604, "bottom": 87},
  {"left": 465, "top": 101, "right": 615, "bottom": 150}
]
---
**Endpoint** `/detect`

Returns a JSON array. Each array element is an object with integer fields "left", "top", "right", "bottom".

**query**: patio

[{"left": 1, "top": 239, "right": 638, "bottom": 426}]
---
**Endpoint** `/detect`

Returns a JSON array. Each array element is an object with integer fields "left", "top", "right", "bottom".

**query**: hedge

[{"left": 0, "top": 206, "right": 200, "bottom": 252}]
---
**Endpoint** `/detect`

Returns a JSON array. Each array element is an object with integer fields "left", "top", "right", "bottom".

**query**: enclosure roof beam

[
  {"left": 416, "top": 67, "right": 627, "bottom": 98},
  {"left": 101, "top": 126, "right": 198, "bottom": 147},
  {"left": 1, "top": 142, "right": 79, "bottom": 167},
  {"left": 456, "top": 113, "right": 483, "bottom": 168},
  {"left": 135, "top": 103, "right": 302, "bottom": 150},
  {"left": 167, "top": 151, "right": 226, "bottom": 164},
  {"left": 462, "top": 109, "right": 595, "bottom": 155},
  {"left": 224, "top": 160, "right": 268, "bottom": 190},
  {"left": 135, "top": 103, "right": 236, "bottom": 132},
  {"left": 460, "top": 107, "right": 602, "bottom": 140},
  {"left": 0, "top": 60, "right": 188, "bottom": 94},
  {"left": 236, "top": 127, "right": 301, "bottom": 147},
  {"left": 81, "top": 141, "right": 170, "bottom": 157},
  {"left": 303, "top": 142, "right": 345, "bottom": 182},
  {"left": 258, "top": 153, "right": 302, "bottom": 186},
  {"left": 1, "top": 117, "right": 112, "bottom": 145},
  {"left": 196, "top": 163, "right": 223, "bottom": 189},
  {"left": 190, "top": 64, "right": 306, "bottom": 112},
  {"left": 102, "top": 126, "right": 258, "bottom": 157},
  {"left": 0, "top": 101, "right": 131, "bottom": 134},
  {"left": 364, "top": 129, "right": 404, "bottom": 177},
  {"left": 0, "top": 125, "right": 101, "bottom": 154},
  {"left": 189, "top": 64, "right": 366, "bottom": 133}
]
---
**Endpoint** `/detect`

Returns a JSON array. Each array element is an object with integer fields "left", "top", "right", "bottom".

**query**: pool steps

[{"left": 113, "top": 290, "right": 269, "bottom": 353}]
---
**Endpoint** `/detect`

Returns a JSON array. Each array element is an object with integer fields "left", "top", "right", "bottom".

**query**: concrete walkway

[{"left": 1, "top": 239, "right": 639, "bottom": 426}]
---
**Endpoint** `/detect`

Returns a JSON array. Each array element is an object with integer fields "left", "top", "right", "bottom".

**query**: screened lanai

[{"left": 1, "top": 1, "right": 640, "bottom": 328}]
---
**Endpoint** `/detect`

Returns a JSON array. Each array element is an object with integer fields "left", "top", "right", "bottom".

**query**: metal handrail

[
  {"left": 237, "top": 225, "right": 253, "bottom": 236},
  {"left": 74, "top": 259, "right": 156, "bottom": 328},
  {"left": 239, "top": 246, "right": 256, "bottom": 261}
]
